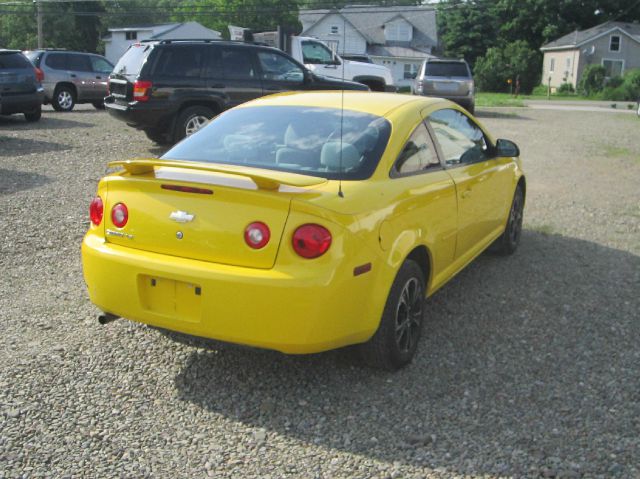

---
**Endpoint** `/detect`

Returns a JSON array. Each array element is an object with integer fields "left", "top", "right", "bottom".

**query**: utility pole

[{"left": 36, "top": 0, "right": 43, "bottom": 48}]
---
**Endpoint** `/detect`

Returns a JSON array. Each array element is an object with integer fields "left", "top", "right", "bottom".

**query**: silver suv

[
  {"left": 413, "top": 58, "right": 475, "bottom": 114},
  {"left": 24, "top": 50, "right": 113, "bottom": 112}
]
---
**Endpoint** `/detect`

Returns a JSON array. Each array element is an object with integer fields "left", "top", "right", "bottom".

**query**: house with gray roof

[
  {"left": 540, "top": 21, "right": 640, "bottom": 89},
  {"left": 299, "top": 5, "right": 437, "bottom": 87},
  {"left": 103, "top": 22, "right": 221, "bottom": 65}
]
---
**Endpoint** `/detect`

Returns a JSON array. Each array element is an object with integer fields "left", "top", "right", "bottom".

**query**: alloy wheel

[
  {"left": 185, "top": 115, "right": 209, "bottom": 136},
  {"left": 394, "top": 277, "right": 423, "bottom": 354},
  {"left": 509, "top": 189, "right": 524, "bottom": 245},
  {"left": 58, "top": 91, "right": 73, "bottom": 110}
]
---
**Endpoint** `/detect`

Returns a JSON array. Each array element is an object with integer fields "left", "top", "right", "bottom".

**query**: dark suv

[
  {"left": 0, "top": 50, "right": 43, "bottom": 122},
  {"left": 105, "top": 40, "right": 368, "bottom": 144}
]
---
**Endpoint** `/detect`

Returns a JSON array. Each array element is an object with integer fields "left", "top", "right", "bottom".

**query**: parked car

[
  {"left": 23, "top": 49, "right": 113, "bottom": 112},
  {"left": 82, "top": 91, "right": 525, "bottom": 370},
  {"left": 104, "top": 40, "right": 369, "bottom": 145},
  {"left": 413, "top": 58, "right": 475, "bottom": 114},
  {"left": 0, "top": 49, "right": 43, "bottom": 122}
]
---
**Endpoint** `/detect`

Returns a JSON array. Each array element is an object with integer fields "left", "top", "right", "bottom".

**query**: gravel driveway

[{"left": 1, "top": 105, "right": 639, "bottom": 478}]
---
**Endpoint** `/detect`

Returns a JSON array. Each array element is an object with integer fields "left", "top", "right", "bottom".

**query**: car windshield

[
  {"left": 163, "top": 105, "right": 392, "bottom": 180},
  {"left": 112, "top": 43, "right": 153, "bottom": 78},
  {"left": 425, "top": 62, "right": 469, "bottom": 77}
]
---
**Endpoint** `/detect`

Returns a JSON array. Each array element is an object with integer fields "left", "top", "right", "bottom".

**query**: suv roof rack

[{"left": 140, "top": 38, "right": 269, "bottom": 47}]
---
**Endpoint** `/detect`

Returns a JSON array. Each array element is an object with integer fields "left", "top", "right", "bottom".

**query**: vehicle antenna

[{"left": 338, "top": 16, "right": 346, "bottom": 198}]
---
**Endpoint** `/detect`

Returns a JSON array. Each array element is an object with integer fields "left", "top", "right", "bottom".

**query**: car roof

[
  {"left": 0, "top": 49, "right": 22, "bottom": 54},
  {"left": 237, "top": 91, "right": 446, "bottom": 118}
]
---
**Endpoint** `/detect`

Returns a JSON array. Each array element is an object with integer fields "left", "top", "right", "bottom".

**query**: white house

[
  {"left": 103, "top": 21, "right": 221, "bottom": 65},
  {"left": 299, "top": 6, "right": 438, "bottom": 87}
]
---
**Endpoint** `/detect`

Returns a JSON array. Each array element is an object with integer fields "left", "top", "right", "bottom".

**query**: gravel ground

[{"left": 1, "top": 104, "right": 639, "bottom": 478}]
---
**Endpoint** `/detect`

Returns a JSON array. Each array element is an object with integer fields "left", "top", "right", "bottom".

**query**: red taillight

[
  {"left": 292, "top": 224, "right": 332, "bottom": 259},
  {"left": 34, "top": 67, "right": 44, "bottom": 82},
  {"left": 111, "top": 203, "right": 128, "bottom": 228},
  {"left": 133, "top": 80, "right": 152, "bottom": 102},
  {"left": 244, "top": 222, "right": 270, "bottom": 249},
  {"left": 89, "top": 196, "right": 103, "bottom": 226}
]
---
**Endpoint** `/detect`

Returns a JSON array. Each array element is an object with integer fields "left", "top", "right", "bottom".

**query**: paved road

[{"left": 524, "top": 99, "right": 638, "bottom": 114}]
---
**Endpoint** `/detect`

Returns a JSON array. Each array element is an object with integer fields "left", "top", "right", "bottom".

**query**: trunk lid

[{"left": 103, "top": 160, "right": 325, "bottom": 269}]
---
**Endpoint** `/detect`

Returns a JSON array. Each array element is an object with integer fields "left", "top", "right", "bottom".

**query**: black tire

[
  {"left": 52, "top": 86, "right": 76, "bottom": 112},
  {"left": 359, "top": 260, "right": 425, "bottom": 370},
  {"left": 144, "top": 128, "right": 171, "bottom": 145},
  {"left": 493, "top": 185, "right": 524, "bottom": 255},
  {"left": 24, "top": 106, "right": 42, "bottom": 122},
  {"left": 173, "top": 105, "right": 215, "bottom": 143},
  {"left": 92, "top": 101, "right": 105, "bottom": 110}
]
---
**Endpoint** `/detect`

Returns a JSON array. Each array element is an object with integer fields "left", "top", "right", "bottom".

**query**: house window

[
  {"left": 609, "top": 35, "right": 620, "bottom": 52},
  {"left": 330, "top": 25, "right": 339, "bottom": 35},
  {"left": 565, "top": 57, "right": 571, "bottom": 70},
  {"left": 602, "top": 59, "right": 624, "bottom": 78},
  {"left": 549, "top": 58, "right": 555, "bottom": 73},
  {"left": 385, "top": 21, "right": 412, "bottom": 42},
  {"left": 404, "top": 63, "right": 419, "bottom": 79},
  {"left": 125, "top": 31, "right": 137, "bottom": 40}
]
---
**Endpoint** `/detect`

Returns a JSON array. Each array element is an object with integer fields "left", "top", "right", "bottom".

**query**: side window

[
  {"left": 151, "top": 46, "right": 205, "bottom": 78},
  {"left": 204, "top": 46, "right": 222, "bottom": 79},
  {"left": 221, "top": 48, "right": 255, "bottom": 80},
  {"left": 393, "top": 122, "right": 440, "bottom": 175},
  {"left": 428, "top": 109, "right": 490, "bottom": 166},
  {"left": 90, "top": 56, "right": 113, "bottom": 74},
  {"left": 45, "top": 53, "right": 66, "bottom": 70},
  {"left": 67, "top": 54, "right": 92, "bottom": 72},
  {"left": 257, "top": 51, "right": 303, "bottom": 82},
  {"left": 301, "top": 41, "right": 335, "bottom": 65}
]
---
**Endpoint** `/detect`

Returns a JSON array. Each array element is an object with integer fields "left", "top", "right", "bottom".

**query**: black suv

[
  {"left": 105, "top": 40, "right": 368, "bottom": 144},
  {"left": 0, "top": 49, "right": 44, "bottom": 122}
]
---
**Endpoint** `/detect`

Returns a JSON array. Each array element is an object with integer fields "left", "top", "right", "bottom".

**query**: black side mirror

[{"left": 496, "top": 138, "right": 520, "bottom": 157}]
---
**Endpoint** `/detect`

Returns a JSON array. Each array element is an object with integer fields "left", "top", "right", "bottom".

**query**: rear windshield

[
  {"left": 0, "top": 52, "right": 32, "bottom": 70},
  {"left": 425, "top": 62, "right": 470, "bottom": 77},
  {"left": 163, "top": 105, "right": 392, "bottom": 181},
  {"left": 112, "top": 43, "right": 153, "bottom": 78}
]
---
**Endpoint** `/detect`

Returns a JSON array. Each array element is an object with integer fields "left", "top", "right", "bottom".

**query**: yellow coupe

[{"left": 82, "top": 91, "right": 525, "bottom": 370}]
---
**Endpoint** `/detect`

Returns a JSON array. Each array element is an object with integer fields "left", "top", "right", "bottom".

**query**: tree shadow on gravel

[
  {"left": 0, "top": 115, "right": 94, "bottom": 131},
  {"left": 475, "top": 110, "right": 532, "bottom": 120},
  {"left": 0, "top": 168, "right": 51, "bottom": 194},
  {"left": 0, "top": 136, "right": 71, "bottom": 157},
  {"left": 174, "top": 231, "right": 640, "bottom": 478}
]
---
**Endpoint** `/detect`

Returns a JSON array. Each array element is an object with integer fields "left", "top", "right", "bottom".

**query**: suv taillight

[
  {"left": 133, "top": 80, "right": 152, "bottom": 102},
  {"left": 34, "top": 67, "right": 44, "bottom": 82}
]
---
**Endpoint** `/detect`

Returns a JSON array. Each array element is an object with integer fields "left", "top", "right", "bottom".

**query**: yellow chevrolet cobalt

[{"left": 82, "top": 91, "right": 525, "bottom": 370}]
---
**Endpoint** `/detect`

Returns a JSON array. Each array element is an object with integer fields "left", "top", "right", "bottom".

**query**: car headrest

[{"left": 321, "top": 141, "right": 361, "bottom": 171}]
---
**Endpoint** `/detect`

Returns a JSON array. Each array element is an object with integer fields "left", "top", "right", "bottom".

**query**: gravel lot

[{"left": 1, "top": 104, "right": 639, "bottom": 478}]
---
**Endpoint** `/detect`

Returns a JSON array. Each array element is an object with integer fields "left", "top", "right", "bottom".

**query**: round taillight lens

[
  {"left": 244, "top": 222, "right": 270, "bottom": 249},
  {"left": 292, "top": 224, "right": 332, "bottom": 259},
  {"left": 89, "top": 196, "right": 103, "bottom": 226},
  {"left": 111, "top": 203, "right": 128, "bottom": 228}
]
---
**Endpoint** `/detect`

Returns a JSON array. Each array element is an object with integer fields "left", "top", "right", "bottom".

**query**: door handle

[
  {"left": 461, "top": 189, "right": 472, "bottom": 199},
  {"left": 96, "top": 76, "right": 102, "bottom": 79},
  {"left": 70, "top": 74, "right": 77, "bottom": 78},
  {"left": 209, "top": 84, "right": 225, "bottom": 88}
]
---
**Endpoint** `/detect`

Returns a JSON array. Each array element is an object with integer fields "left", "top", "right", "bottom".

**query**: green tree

[{"left": 474, "top": 40, "right": 541, "bottom": 93}]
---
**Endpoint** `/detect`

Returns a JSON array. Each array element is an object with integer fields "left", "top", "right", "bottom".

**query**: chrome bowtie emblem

[{"left": 169, "top": 210, "right": 195, "bottom": 223}]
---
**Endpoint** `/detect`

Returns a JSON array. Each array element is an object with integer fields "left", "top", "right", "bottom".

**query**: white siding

[
  {"left": 304, "top": 14, "right": 367, "bottom": 55},
  {"left": 105, "top": 29, "right": 154, "bottom": 65}
]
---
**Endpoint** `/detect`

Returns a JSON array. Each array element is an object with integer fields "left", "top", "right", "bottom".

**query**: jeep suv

[
  {"left": 104, "top": 40, "right": 369, "bottom": 145},
  {"left": 0, "top": 49, "right": 44, "bottom": 122},
  {"left": 413, "top": 58, "right": 475, "bottom": 114},
  {"left": 24, "top": 50, "right": 113, "bottom": 112}
]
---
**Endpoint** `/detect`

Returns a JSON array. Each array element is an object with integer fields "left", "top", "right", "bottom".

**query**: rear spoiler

[{"left": 108, "top": 158, "right": 327, "bottom": 190}]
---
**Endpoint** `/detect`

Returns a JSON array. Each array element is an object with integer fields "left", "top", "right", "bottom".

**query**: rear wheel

[
  {"left": 173, "top": 106, "right": 215, "bottom": 143},
  {"left": 359, "top": 260, "right": 425, "bottom": 370},
  {"left": 24, "top": 106, "right": 42, "bottom": 122},
  {"left": 52, "top": 86, "right": 75, "bottom": 112},
  {"left": 493, "top": 185, "right": 524, "bottom": 255}
]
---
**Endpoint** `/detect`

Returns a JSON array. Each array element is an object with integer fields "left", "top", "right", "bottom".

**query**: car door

[
  {"left": 424, "top": 107, "right": 510, "bottom": 261},
  {"left": 386, "top": 119, "right": 458, "bottom": 293},
  {"left": 255, "top": 50, "right": 305, "bottom": 94},
  {"left": 89, "top": 55, "right": 113, "bottom": 99},
  {"left": 216, "top": 46, "right": 263, "bottom": 108},
  {"left": 66, "top": 53, "right": 95, "bottom": 101}
]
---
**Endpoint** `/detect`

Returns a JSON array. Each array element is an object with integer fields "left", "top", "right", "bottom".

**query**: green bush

[
  {"left": 474, "top": 40, "right": 541, "bottom": 93},
  {"left": 558, "top": 82, "right": 575, "bottom": 94},
  {"left": 531, "top": 84, "right": 548, "bottom": 96},
  {"left": 622, "top": 69, "right": 640, "bottom": 99},
  {"left": 598, "top": 69, "right": 640, "bottom": 101},
  {"left": 577, "top": 65, "right": 606, "bottom": 96},
  {"left": 606, "top": 76, "right": 624, "bottom": 89}
]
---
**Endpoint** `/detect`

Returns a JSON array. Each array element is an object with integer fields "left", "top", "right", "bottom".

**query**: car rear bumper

[
  {"left": 82, "top": 232, "right": 382, "bottom": 354},
  {"left": 0, "top": 90, "right": 43, "bottom": 114},
  {"left": 104, "top": 96, "right": 171, "bottom": 130}
]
